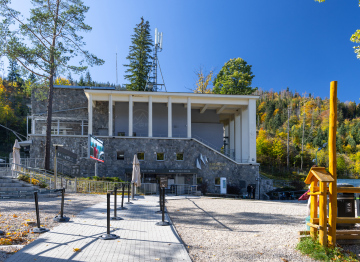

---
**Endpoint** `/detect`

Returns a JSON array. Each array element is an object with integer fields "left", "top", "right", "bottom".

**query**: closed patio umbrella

[
  {"left": 131, "top": 154, "right": 141, "bottom": 199},
  {"left": 12, "top": 139, "right": 21, "bottom": 177}
]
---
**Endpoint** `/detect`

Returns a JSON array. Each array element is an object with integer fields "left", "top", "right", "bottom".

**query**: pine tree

[
  {"left": 78, "top": 75, "right": 85, "bottom": 86},
  {"left": 67, "top": 73, "right": 73, "bottom": 85},
  {"left": 85, "top": 71, "right": 92, "bottom": 86},
  {"left": 124, "top": 17, "right": 153, "bottom": 91},
  {"left": 7, "top": 59, "right": 21, "bottom": 84}
]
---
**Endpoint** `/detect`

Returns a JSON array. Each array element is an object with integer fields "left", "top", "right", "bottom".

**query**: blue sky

[{"left": 2, "top": 0, "right": 360, "bottom": 102}]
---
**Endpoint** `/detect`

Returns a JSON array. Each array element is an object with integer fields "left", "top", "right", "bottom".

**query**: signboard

[
  {"left": 56, "top": 146, "right": 77, "bottom": 164},
  {"left": 159, "top": 176, "right": 168, "bottom": 188},
  {"left": 88, "top": 135, "right": 104, "bottom": 162},
  {"left": 124, "top": 168, "right": 197, "bottom": 174}
]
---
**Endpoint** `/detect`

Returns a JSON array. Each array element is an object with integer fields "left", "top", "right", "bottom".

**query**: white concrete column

[
  {"left": 229, "top": 116, "right": 235, "bottom": 153},
  {"left": 235, "top": 113, "right": 242, "bottom": 162},
  {"left": 88, "top": 94, "right": 93, "bottom": 135},
  {"left": 187, "top": 97, "right": 191, "bottom": 138},
  {"left": 224, "top": 123, "right": 229, "bottom": 154},
  {"left": 32, "top": 116, "right": 35, "bottom": 134},
  {"left": 248, "top": 99, "right": 257, "bottom": 163},
  {"left": 108, "top": 95, "right": 113, "bottom": 136},
  {"left": 241, "top": 107, "right": 249, "bottom": 162},
  {"left": 129, "top": 95, "right": 133, "bottom": 137},
  {"left": 168, "top": 97, "right": 172, "bottom": 137},
  {"left": 148, "top": 96, "right": 153, "bottom": 137}
]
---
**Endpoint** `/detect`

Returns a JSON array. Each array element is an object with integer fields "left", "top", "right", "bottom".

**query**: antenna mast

[
  {"left": 116, "top": 52, "right": 118, "bottom": 86},
  {"left": 146, "top": 28, "right": 165, "bottom": 91}
]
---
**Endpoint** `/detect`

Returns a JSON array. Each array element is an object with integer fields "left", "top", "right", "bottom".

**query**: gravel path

[
  {"left": 0, "top": 193, "right": 105, "bottom": 262},
  {"left": 167, "top": 197, "right": 316, "bottom": 262}
]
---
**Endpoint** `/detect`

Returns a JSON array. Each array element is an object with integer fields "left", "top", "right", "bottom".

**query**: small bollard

[
  {"left": 125, "top": 183, "right": 133, "bottom": 204},
  {"left": 111, "top": 187, "right": 123, "bottom": 220},
  {"left": 54, "top": 188, "right": 70, "bottom": 222},
  {"left": 156, "top": 188, "right": 170, "bottom": 226},
  {"left": 100, "top": 193, "right": 120, "bottom": 240},
  {"left": 118, "top": 183, "right": 128, "bottom": 210},
  {"left": 31, "top": 192, "right": 50, "bottom": 233}
]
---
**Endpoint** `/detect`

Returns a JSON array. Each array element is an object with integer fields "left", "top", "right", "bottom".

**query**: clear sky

[{"left": 2, "top": 0, "right": 360, "bottom": 102}]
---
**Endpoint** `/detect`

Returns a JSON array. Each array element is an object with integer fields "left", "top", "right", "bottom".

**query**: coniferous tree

[
  {"left": 0, "top": 0, "right": 104, "bottom": 170},
  {"left": 78, "top": 75, "right": 85, "bottom": 86},
  {"left": 124, "top": 17, "right": 153, "bottom": 91},
  {"left": 85, "top": 71, "right": 92, "bottom": 86},
  {"left": 67, "top": 73, "right": 73, "bottom": 85},
  {"left": 7, "top": 59, "right": 21, "bottom": 84}
]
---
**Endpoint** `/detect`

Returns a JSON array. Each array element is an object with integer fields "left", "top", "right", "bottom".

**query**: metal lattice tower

[{"left": 146, "top": 28, "right": 166, "bottom": 92}]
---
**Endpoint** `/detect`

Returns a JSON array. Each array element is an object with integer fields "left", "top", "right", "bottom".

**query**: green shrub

[{"left": 296, "top": 237, "right": 359, "bottom": 262}]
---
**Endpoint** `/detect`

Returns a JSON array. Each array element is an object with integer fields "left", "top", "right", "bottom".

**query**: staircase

[{"left": 0, "top": 167, "right": 41, "bottom": 199}]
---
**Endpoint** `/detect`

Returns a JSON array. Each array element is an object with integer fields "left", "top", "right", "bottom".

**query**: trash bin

[{"left": 337, "top": 183, "right": 355, "bottom": 229}]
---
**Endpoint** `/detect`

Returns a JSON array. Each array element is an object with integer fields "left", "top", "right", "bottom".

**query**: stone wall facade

[{"left": 29, "top": 135, "right": 260, "bottom": 197}]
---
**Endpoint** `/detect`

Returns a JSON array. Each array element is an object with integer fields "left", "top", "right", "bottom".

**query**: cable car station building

[{"left": 29, "top": 86, "right": 260, "bottom": 195}]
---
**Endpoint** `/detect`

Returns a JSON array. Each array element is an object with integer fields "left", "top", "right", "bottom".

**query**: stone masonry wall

[{"left": 29, "top": 135, "right": 260, "bottom": 196}]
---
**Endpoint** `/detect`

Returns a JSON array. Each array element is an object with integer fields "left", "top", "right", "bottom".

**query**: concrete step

[
  {"left": 0, "top": 187, "right": 38, "bottom": 191},
  {"left": 0, "top": 182, "right": 32, "bottom": 187}
]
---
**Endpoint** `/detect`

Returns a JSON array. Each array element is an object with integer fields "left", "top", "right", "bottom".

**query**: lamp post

[{"left": 315, "top": 143, "right": 328, "bottom": 165}]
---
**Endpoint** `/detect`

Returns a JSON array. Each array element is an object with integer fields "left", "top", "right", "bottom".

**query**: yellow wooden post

[
  {"left": 328, "top": 81, "right": 337, "bottom": 247},
  {"left": 310, "top": 177, "right": 318, "bottom": 238},
  {"left": 319, "top": 181, "right": 327, "bottom": 246}
]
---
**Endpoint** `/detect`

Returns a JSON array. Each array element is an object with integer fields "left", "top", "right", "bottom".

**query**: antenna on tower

[
  {"left": 145, "top": 28, "right": 166, "bottom": 92},
  {"left": 115, "top": 52, "right": 118, "bottom": 86}
]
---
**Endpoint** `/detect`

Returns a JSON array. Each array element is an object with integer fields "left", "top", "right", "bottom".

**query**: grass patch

[{"left": 296, "top": 237, "right": 359, "bottom": 261}]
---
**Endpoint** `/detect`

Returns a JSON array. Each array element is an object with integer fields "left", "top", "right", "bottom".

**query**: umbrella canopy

[
  {"left": 12, "top": 139, "right": 21, "bottom": 176},
  {"left": 131, "top": 154, "right": 141, "bottom": 187}
]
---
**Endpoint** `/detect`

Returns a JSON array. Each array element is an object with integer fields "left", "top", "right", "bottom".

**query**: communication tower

[{"left": 146, "top": 28, "right": 166, "bottom": 92}]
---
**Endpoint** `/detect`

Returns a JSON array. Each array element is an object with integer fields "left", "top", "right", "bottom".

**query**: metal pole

[
  {"left": 100, "top": 193, "right": 119, "bottom": 240},
  {"left": 54, "top": 147, "right": 57, "bottom": 189},
  {"left": 35, "top": 192, "right": 40, "bottom": 228},
  {"left": 121, "top": 184, "right": 125, "bottom": 207},
  {"left": 114, "top": 187, "right": 117, "bottom": 217},
  {"left": 107, "top": 193, "right": 110, "bottom": 235},
  {"left": 60, "top": 188, "right": 64, "bottom": 218},
  {"left": 162, "top": 188, "right": 165, "bottom": 222}
]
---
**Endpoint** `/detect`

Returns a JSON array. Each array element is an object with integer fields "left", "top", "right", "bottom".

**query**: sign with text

[
  {"left": 56, "top": 146, "right": 77, "bottom": 164},
  {"left": 159, "top": 176, "right": 168, "bottom": 188}
]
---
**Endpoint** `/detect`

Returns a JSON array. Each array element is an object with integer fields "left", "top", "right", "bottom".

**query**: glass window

[
  {"left": 137, "top": 152, "right": 145, "bottom": 161},
  {"left": 176, "top": 153, "right": 184, "bottom": 161},
  {"left": 156, "top": 153, "right": 165, "bottom": 161},
  {"left": 117, "top": 132, "right": 125, "bottom": 136},
  {"left": 215, "top": 177, "right": 220, "bottom": 185},
  {"left": 117, "top": 151, "right": 124, "bottom": 160}
]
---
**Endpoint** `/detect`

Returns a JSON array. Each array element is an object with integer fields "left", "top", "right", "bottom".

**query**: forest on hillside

[{"left": 256, "top": 88, "right": 360, "bottom": 179}]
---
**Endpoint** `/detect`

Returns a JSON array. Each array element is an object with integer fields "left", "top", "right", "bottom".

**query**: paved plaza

[{"left": 6, "top": 195, "right": 192, "bottom": 262}]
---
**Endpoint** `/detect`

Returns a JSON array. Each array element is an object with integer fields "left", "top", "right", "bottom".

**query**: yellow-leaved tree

[{"left": 194, "top": 67, "right": 213, "bottom": 94}]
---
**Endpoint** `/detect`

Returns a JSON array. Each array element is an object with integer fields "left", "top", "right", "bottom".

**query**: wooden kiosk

[{"left": 304, "top": 81, "right": 360, "bottom": 247}]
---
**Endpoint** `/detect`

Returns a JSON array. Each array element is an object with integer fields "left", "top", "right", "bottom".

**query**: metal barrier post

[
  {"left": 156, "top": 188, "right": 170, "bottom": 226},
  {"left": 100, "top": 193, "right": 119, "bottom": 240},
  {"left": 126, "top": 183, "right": 133, "bottom": 204},
  {"left": 111, "top": 187, "right": 123, "bottom": 220},
  {"left": 31, "top": 192, "right": 49, "bottom": 233},
  {"left": 54, "top": 188, "right": 70, "bottom": 222},
  {"left": 118, "top": 183, "right": 127, "bottom": 210}
]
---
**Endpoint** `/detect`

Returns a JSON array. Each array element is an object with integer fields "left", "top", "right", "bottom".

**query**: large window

[
  {"left": 156, "top": 153, "right": 165, "bottom": 161},
  {"left": 137, "top": 152, "right": 145, "bottom": 161},
  {"left": 215, "top": 177, "right": 220, "bottom": 185}
]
